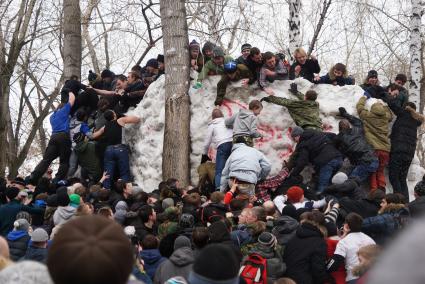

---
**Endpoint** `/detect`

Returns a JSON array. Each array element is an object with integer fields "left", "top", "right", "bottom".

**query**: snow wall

[{"left": 125, "top": 75, "right": 425, "bottom": 200}]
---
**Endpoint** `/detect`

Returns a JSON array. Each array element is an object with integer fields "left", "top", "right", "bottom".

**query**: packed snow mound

[{"left": 126, "top": 75, "right": 423, "bottom": 200}]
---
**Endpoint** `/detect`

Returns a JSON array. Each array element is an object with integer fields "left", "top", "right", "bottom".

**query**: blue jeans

[
  {"left": 317, "top": 157, "right": 343, "bottom": 193},
  {"left": 350, "top": 158, "right": 379, "bottom": 182},
  {"left": 215, "top": 142, "right": 232, "bottom": 190},
  {"left": 103, "top": 144, "right": 130, "bottom": 189}
]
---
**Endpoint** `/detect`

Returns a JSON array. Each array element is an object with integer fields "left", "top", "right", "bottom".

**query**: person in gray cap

[
  {"left": 289, "top": 126, "right": 343, "bottom": 193},
  {"left": 7, "top": 218, "right": 31, "bottom": 261},
  {"left": 23, "top": 228, "right": 49, "bottom": 263}
]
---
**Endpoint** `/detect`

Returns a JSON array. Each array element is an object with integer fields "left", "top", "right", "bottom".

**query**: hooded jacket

[
  {"left": 389, "top": 102, "right": 424, "bottom": 158},
  {"left": 153, "top": 247, "right": 194, "bottom": 284},
  {"left": 74, "top": 140, "right": 102, "bottom": 181},
  {"left": 357, "top": 96, "right": 393, "bottom": 152},
  {"left": 264, "top": 91, "right": 322, "bottom": 130},
  {"left": 291, "top": 129, "right": 342, "bottom": 176},
  {"left": 220, "top": 143, "right": 271, "bottom": 191},
  {"left": 53, "top": 205, "right": 76, "bottom": 226},
  {"left": 283, "top": 222, "right": 327, "bottom": 284},
  {"left": 248, "top": 244, "right": 286, "bottom": 283},
  {"left": 7, "top": 230, "right": 30, "bottom": 261},
  {"left": 202, "top": 117, "right": 233, "bottom": 154},
  {"left": 362, "top": 203, "right": 410, "bottom": 245},
  {"left": 23, "top": 245, "right": 48, "bottom": 263},
  {"left": 140, "top": 249, "right": 166, "bottom": 280},
  {"left": 324, "top": 178, "right": 365, "bottom": 200},
  {"left": 225, "top": 109, "right": 261, "bottom": 138},
  {"left": 408, "top": 196, "right": 425, "bottom": 218}
]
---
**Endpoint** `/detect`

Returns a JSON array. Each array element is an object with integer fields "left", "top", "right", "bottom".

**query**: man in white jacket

[
  {"left": 220, "top": 139, "right": 271, "bottom": 193},
  {"left": 202, "top": 109, "right": 233, "bottom": 190}
]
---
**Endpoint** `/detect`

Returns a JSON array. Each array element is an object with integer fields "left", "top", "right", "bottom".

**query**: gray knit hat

[
  {"left": 331, "top": 172, "right": 348, "bottom": 185},
  {"left": 0, "top": 261, "right": 54, "bottom": 284},
  {"left": 258, "top": 232, "right": 277, "bottom": 248},
  {"left": 162, "top": 198, "right": 174, "bottom": 210},
  {"left": 213, "top": 46, "right": 225, "bottom": 58},
  {"left": 13, "top": 219, "right": 30, "bottom": 231},
  {"left": 291, "top": 126, "right": 304, "bottom": 138},
  {"left": 173, "top": 235, "right": 191, "bottom": 251}
]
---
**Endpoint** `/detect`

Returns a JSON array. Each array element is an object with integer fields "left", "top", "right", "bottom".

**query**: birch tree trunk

[
  {"left": 409, "top": 0, "right": 423, "bottom": 106},
  {"left": 160, "top": 0, "right": 191, "bottom": 187},
  {"left": 288, "top": 0, "right": 302, "bottom": 62},
  {"left": 63, "top": 0, "right": 82, "bottom": 79}
]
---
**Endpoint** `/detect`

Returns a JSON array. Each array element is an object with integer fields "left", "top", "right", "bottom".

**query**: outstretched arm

[{"left": 117, "top": 115, "right": 141, "bottom": 126}]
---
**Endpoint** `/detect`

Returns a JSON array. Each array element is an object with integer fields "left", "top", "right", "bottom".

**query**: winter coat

[
  {"left": 202, "top": 117, "right": 233, "bottom": 154},
  {"left": 283, "top": 222, "right": 327, "bottom": 284},
  {"left": 339, "top": 197, "right": 381, "bottom": 219},
  {"left": 360, "top": 84, "right": 386, "bottom": 100},
  {"left": 291, "top": 129, "right": 342, "bottom": 176},
  {"left": 140, "top": 249, "right": 166, "bottom": 280},
  {"left": 258, "top": 59, "right": 289, "bottom": 89},
  {"left": 153, "top": 247, "right": 194, "bottom": 284},
  {"left": 220, "top": 143, "right": 271, "bottom": 191},
  {"left": 198, "top": 202, "right": 228, "bottom": 225},
  {"left": 408, "top": 196, "right": 425, "bottom": 218},
  {"left": 225, "top": 109, "right": 261, "bottom": 138},
  {"left": 289, "top": 59, "right": 321, "bottom": 82},
  {"left": 362, "top": 203, "right": 410, "bottom": 245},
  {"left": 74, "top": 139, "right": 102, "bottom": 181},
  {"left": 7, "top": 230, "right": 30, "bottom": 261},
  {"left": 197, "top": 55, "right": 234, "bottom": 81},
  {"left": 114, "top": 200, "right": 128, "bottom": 225},
  {"left": 269, "top": 215, "right": 299, "bottom": 246},
  {"left": 334, "top": 113, "right": 376, "bottom": 165},
  {"left": 248, "top": 244, "right": 286, "bottom": 283},
  {"left": 0, "top": 200, "right": 44, "bottom": 236},
  {"left": 357, "top": 96, "right": 393, "bottom": 152},
  {"left": 389, "top": 102, "right": 424, "bottom": 158},
  {"left": 23, "top": 245, "right": 48, "bottom": 263},
  {"left": 385, "top": 86, "right": 409, "bottom": 109},
  {"left": 215, "top": 64, "right": 253, "bottom": 105},
  {"left": 316, "top": 67, "right": 353, "bottom": 86},
  {"left": 324, "top": 178, "right": 365, "bottom": 200},
  {"left": 53, "top": 205, "right": 76, "bottom": 226},
  {"left": 265, "top": 91, "right": 322, "bottom": 130}
]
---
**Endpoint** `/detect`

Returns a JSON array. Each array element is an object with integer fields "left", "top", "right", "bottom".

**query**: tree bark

[
  {"left": 160, "top": 0, "right": 191, "bottom": 187},
  {"left": 63, "top": 0, "right": 82, "bottom": 79},
  {"left": 308, "top": 0, "right": 332, "bottom": 56},
  {"left": 288, "top": 0, "right": 302, "bottom": 62},
  {"left": 409, "top": 0, "right": 423, "bottom": 105}
]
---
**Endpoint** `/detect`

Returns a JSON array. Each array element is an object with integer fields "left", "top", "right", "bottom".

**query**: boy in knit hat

[
  {"left": 189, "top": 39, "right": 204, "bottom": 73},
  {"left": 24, "top": 228, "right": 49, "bottom": 263},
  {"left": 236, "top": 43, "right": 252, "bottom": 65}
]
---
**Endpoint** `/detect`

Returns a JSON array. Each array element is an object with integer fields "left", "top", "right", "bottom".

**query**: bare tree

[
  {"left": 288, "top": 0, "right": 302, "bottom": 61},
  {"left": 307, "top": 0, "right": 332, "bottom": 56},
  {"left": 63, "top": 0, "right": 82, "bottom": 79},
  {"left": 160, "top": 0, "right": 191, "bottom": 186},
  {"left": 409, "top": 0, "right": 423, "bottom": 106}
]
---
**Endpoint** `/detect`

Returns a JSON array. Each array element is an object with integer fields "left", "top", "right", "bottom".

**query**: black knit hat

[
  {"left": 57, "top": 191, "right": 70, "bottom": 207},
  {"left": 47, "top": 215, "right": 134, "bottom": 284},
  {"left": 241, "top": 43, "right": 252, "bottom": 52},
  {"left": 188, "top": 244, "right": 240, "bottom": 284},
  {"left": 367, "top": 70, "right": 378, "bottom": 79},
  {"left": 146, "top": 59, "right": 159, "bottom": 69},
  {"left": 5, "top": 187, "right": 19, "bottom": 200},
  {"left": 101, "top": 69, "right": 114, "bottom": 79},
  {"left": 157, "top": 54, "right": 164, "bottom": 63},
  {"left": 47, "top": 194, "right": 58, "bottom": 207},
  {"left": 415, "top": 179, "right": 425, "bottom": 197}
]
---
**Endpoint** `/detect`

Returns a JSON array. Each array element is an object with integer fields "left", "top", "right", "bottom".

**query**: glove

[
  {"left": 260, "top": 97, "right": 270, "bottom": 103},
  {"left": 201, "top": 154, "right": 211, "bottom": 164},
  {"left": 338, "top": 107, "right": 347, "bottom": 117},
  {"left": 193, "top": 81, "right": 202, "bottom": 89},
  {"left": 363, "top": 91, "right": 371, "bottom": 99},
  {"left": 289, "top": 82, "right": 298, "bottom": 94}
]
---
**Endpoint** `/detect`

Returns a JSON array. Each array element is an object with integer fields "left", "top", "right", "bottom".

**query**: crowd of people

[{"left": 0, "top": 39, "right": 424, "bottom": 284}]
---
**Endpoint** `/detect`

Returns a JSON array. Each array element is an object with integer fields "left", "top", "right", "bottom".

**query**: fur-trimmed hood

[
  {"left": 379, "top": 203, "right": 408, "bottom": 215},
  {"left": 328, "top": 65, "right": 348, "bottom": 80},
  {"left": 406, "top": 105, "right": 425, "bottom": 123}
]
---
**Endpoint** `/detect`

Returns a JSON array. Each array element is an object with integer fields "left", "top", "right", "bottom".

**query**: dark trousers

[
  {"left": 31, "top": 132, "right": 71, "bottom": 183},
  {"left": 103, "top": 144, "right": 130, "bottom": 189},
  {"left": 389, "top": 152, "right": 413, "bottom": 201}
]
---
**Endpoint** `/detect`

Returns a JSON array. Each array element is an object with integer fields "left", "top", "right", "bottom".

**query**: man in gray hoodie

[
  {"left": 153, "top": 236, "right": 194, "bottom": 283},
  {"left": 225, "top": 100, "right": 263, "bottom": 146},
  {"left": 52, "top": 191, "right": 76, "bottom": 226},
  {"left": 220, "top": 140, "right": 271, "bottom": 193}
]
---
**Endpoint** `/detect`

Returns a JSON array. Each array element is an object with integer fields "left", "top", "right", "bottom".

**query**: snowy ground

[{"left": 126, "top": 75, "right": 424, "bottom": 200}]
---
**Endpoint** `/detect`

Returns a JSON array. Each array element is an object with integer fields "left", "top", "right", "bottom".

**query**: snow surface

[{"left": 126, "top": 75, "right": 424, "bottom": 200}]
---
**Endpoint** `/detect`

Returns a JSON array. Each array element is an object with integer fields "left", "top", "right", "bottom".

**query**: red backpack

[{"left": 239, "top": 253, "right": 268, "bottom": 284}]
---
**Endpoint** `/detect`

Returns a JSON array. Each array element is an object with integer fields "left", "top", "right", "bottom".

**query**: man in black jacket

[
  {"left": 335, "top": 107, "right": 379, "bottom": 182},
  {"left": 409, "top": 178, "right": 425, "bottom": 217},
  {"left": 244, "top": 47, "right": 263, "bottom": 84},
  {"left": 290, "top": 127, "right": 343, "bottom": 193},
  {"left": 388, "top": 99, "right": 424, "bottom": 200}
]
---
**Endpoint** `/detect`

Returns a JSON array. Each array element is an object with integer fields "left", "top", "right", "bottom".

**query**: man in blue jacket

[{"left": 29, "top": 89, "right": 75, "bottom": 184}]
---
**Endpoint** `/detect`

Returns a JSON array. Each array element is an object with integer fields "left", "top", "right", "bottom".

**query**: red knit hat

[{"left": 286, "top": 186, "right": 304, "bottom": 203}]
